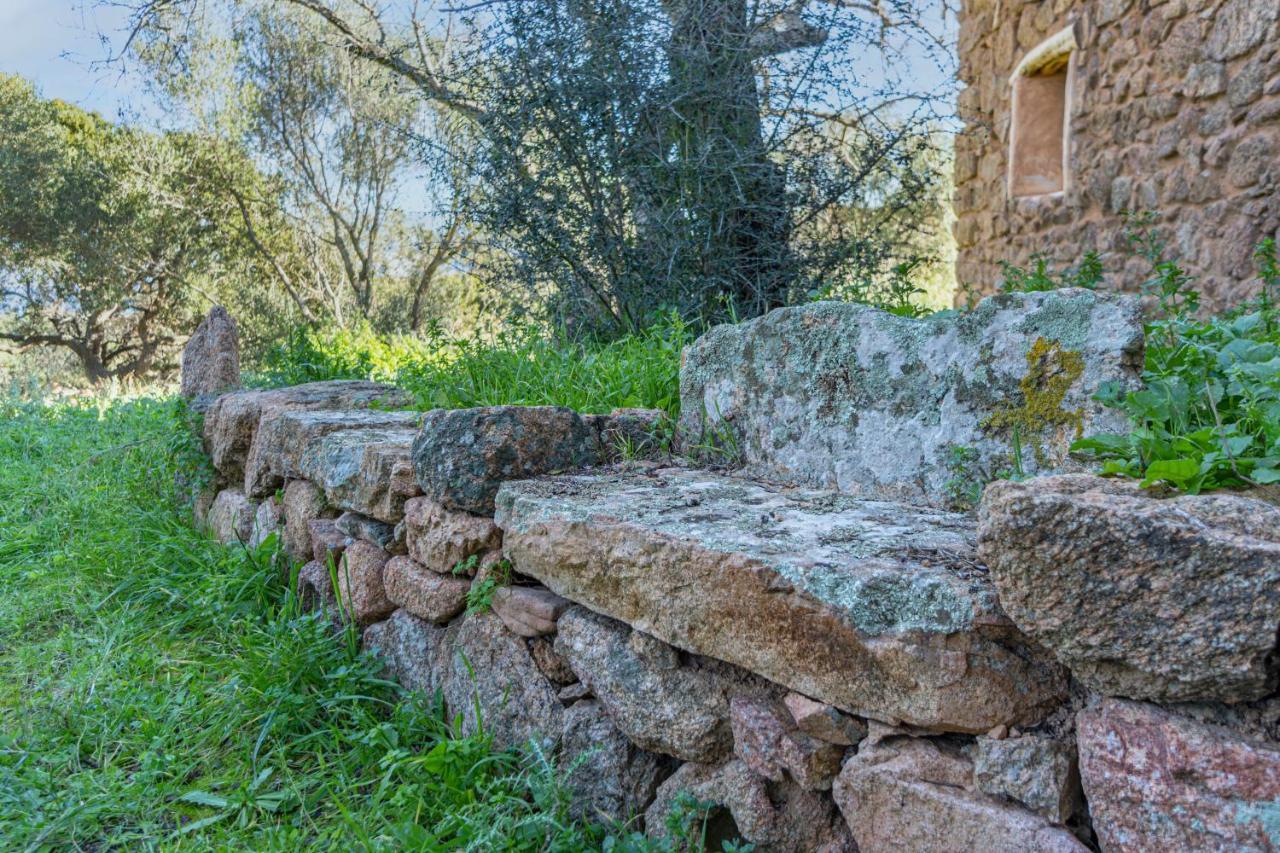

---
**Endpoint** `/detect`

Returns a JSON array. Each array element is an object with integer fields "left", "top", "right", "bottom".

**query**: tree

[
  {"left": 132, "top": 1, "right": 476, "bottom": 327},
  {"left": 0, "top": 74, "right": 263, "bottom": 381},
  {"left": 119, "top": 0, "right": 955, "bottom": 332}
]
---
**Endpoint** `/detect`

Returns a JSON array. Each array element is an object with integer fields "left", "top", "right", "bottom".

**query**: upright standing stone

[
  {"left": 180, "top": 306, "right": 240, "bottom": 400},
  {"left": 679, "top": 290, "right": 1142, "bottom": 506}
]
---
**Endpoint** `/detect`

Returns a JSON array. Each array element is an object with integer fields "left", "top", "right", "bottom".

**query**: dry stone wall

[
  {"left": 955, "top": 0, "right": 1280, "bottom": 311},
  {"left": 183, "top": 296, "right": 1280, "bottom": 851}
]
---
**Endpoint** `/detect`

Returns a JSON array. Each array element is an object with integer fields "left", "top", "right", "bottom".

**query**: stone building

[{"left": 954, "top": 0, "right": 1280, "bottom": 310}]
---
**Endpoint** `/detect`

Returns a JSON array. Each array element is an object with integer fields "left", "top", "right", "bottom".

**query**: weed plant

[{"left": 1071, "top": 234, "right": 1280, "bottom": 492}]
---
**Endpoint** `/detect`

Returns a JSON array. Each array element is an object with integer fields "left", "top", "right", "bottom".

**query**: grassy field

[{"left": 0, "top": 395, "right": 617, "bottom": 850}]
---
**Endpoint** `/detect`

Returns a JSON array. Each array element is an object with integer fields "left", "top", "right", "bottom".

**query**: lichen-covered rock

[
  {"left": 441, "top": 612, "right": 564, "bottom": 752},
  {"left": 282, "top": 480, "right": 330, "bottom": 562},
  {"left": 244, "top": 408, "right": 422, "bottom": 498},
  {"left": 646, "top": 759, "right": 854, "bottom": 852},
  {"left": 412, "top": 406, "right": 599, "bottom": 515},
  {"left": 730, "top": 696, "right": 845, "bottom": 790},
  {"left": 491, "top": 586, "right": 570, "bottom": 637},
  {"left": 383, "top": 556, "right": 470, "bottom": 624},
  {"left": 974, "top": 733, "right": 1080, "bottom": 823},
  {"left": 402, "top": 497, "right": 502, "bottom": 573},
  {"left": 180, "top": 306, "right": 240, "bottom": 400},
  {"left": 202, "top": 380, "right": 410, "bottom": 482},
  {"left": 1077, "top": 697, "right": 1280, "bottom": 852},
  {"left": 498, "top": 468, "right": 1066, "bottom": 733},
  {"left": 335, "top": 511, "right": 399, "bottom": 552},
  {"left": 560, "top": 699, "right": 671, "bottom": 824},
  {"left": 298, "top": 427, "right": 421, "bottom": 524},
  {"left": 248, "top": 496, "right": 281, "bottom": 549},
  {"left": 207, "top": 488, "right": 256, "bottom": 544},
  {"left": 309, "top": 518, "right": 352, "bottom": 565},
  {"left": 784, "top": 693, "right": 867, "bottom": 746},
  {"left": 979, "top": 474, "right": 1280, "bottom": 703},
  {"left": 554, "top": 607, "right": 732, "bottom": 763},
  {"left": 336, "top": 541, "right": 395, "bottom": 626},
  {"left": 362, "top": 608, "right": 452, "bottom": 695},
  {"left": 679, "top": 290, "right": 1142, "bottom": 506},
  {"left": 832, "top": 736, "right": 1086, "bottom": 852}
]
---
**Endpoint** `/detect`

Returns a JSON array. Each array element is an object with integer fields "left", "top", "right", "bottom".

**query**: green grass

[
  {"left": 0, "top": 394, "right": 615, "bottom": 850},
  {"left": 256, "top": 317, "right": 690, "bottom": 418}
]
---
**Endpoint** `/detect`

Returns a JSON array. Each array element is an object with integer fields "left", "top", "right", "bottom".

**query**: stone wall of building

[{"left": 955, "top": 0, "right": 1280, "bottom": 310}]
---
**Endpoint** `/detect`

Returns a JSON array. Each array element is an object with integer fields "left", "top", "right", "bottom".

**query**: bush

[{"left": 261, "top": 316, "right": 691, "bottom": 417}]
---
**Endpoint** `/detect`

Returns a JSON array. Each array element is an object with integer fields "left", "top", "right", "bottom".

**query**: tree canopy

[{"left": 0, "top": 73, "right": 279, "bottom": 380}]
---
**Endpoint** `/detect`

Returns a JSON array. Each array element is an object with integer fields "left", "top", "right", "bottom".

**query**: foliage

[
  {"left": 0, "top": 74, "right": 269, "bottom": 382},
  {"left": 261, "top": 314, "right": 692, "bottom": 417},
  {"left": 466, "top": 560, "right": 513, "bottom": 616},
  {"left": 1071, "top": 234, "right": 1280, "bottom": 493},
  {"left": 459, "top": 0, "right": 956, "bottom": 332},
  {"left": 134, "top": 0, "right": 478, "bottom": 332},
  {"left": 0, "top": 393, "right": 624, "bottom": 848},
  {"left": 997, "top": 251, "right": 1103, "bottom": 294}
]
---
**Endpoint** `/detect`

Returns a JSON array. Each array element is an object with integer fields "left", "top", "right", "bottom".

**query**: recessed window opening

[{"left": 1009, "top": 27, "right": 1076, "bottom": 198}]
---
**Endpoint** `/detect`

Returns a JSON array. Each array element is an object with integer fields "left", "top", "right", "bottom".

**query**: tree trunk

[{"left": 664, "top": 0, "right": 794, "bottom": 320}]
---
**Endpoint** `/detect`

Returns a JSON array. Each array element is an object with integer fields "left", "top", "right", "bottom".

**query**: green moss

[{"left": 983, "top": 337, "right": 1085, "bottom": 464}]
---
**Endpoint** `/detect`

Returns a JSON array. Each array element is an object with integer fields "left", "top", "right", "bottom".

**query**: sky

[
  {"left": 0, "top": 0, "right": 145, "bottom": 121},
  {"left": 3, "top": 0, "right": 957, "bottom": 124}
]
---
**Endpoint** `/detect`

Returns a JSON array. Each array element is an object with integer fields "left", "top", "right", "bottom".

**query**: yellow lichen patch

[{"left": 983, "top": 337, "right": 1085, "bottom": 464}]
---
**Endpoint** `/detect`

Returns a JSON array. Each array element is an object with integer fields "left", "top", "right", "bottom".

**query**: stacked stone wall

[
  {"left": 180, "top": 300, "right": 1280, "bottom": 851},
  {"left": 955, "top": 0, "right": 1280, "bottom": 311}
]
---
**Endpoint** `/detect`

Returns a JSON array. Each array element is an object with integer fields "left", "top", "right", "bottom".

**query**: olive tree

[{"left": 0, "top": 74, "right": 266, "bottom": 381}]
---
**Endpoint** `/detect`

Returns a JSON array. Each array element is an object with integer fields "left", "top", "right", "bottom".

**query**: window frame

[{"left": 1008, "top": 26, "right": 1078, "bottom": 200}]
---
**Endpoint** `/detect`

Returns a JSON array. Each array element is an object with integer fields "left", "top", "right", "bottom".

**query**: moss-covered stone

[
  {"left": 679, "top": 289, "right": 1143, "bottom": 506},
  {"left": 982, "top": 337, "right": 1086, "bottom": 465}
]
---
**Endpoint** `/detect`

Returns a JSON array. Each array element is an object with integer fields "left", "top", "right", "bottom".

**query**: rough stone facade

[{"left": 955, "top": 0, "right": 1280, "bottom": 311}]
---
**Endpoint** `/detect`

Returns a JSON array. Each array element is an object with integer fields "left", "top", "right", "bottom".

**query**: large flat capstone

[
  {"left": 679, "top": 289, "right": 1142, "bottom": 506},
  {"left": 495, "top": 467, "right": 1066, "bottom": 733}
]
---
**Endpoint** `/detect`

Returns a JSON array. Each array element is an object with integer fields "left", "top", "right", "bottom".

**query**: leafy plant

[
  {"left": 466, "top": 559, "right": 513, "bottom": 615},
  {"left": 1071, "top": 227, "right": 1280, "bottom": 493},
  {"left": 998, "top": 251, "right": 1103, "bottom": 293},
  {"left": 941, "top": 428, "right": 1027, "bottom": 512}
]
